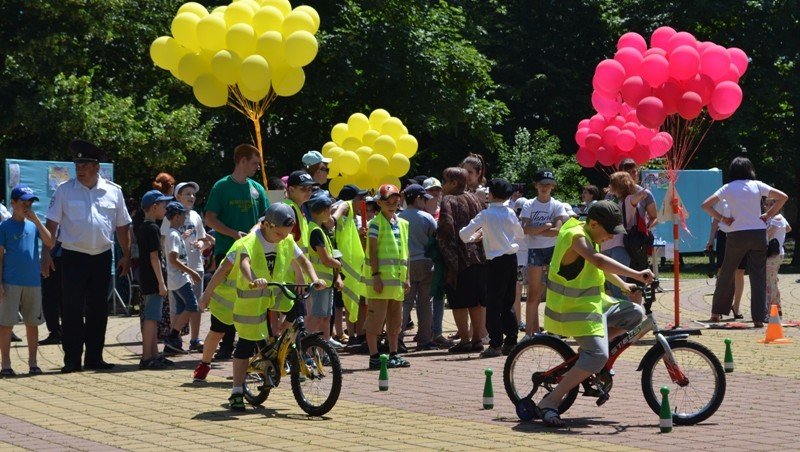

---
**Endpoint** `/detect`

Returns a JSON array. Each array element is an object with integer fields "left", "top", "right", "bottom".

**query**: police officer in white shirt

[{"left": 43, "top": 140, "right": 132, "bottom": 373}]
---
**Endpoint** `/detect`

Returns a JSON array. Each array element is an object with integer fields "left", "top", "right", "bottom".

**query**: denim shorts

[
  {"left": 171, "top": 282, "right": 199, "bottom": 315},
  {"left": 308, "top": 287, "right": 334, "bottom": 317},
  {"left": 143, "top": 293, "right": 164, "bottom": 321},
  {"left": 528, "top": 247, "right": 555, "bottom": 267}
]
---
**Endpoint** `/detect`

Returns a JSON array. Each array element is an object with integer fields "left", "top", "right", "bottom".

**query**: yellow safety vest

[
  {"left": 544, "top": 218, "right": 618, "bottom": 337},
  {"left": 334, "top": 201, "right": 365, "bottom": 322},
  {"left": 209, "top": 237, "right": 248, "bottom": 325},
  {"left": 308, "top": 221, "right": 336, "bottom": 284},
  {"left": 364, "top": 214, "right": 409, "bottom": 301},
  {"left": 231, "top": 232, "right": 296, "bottom": 341},
  {"left": 283, "top": 199, "right": 310, "bottom": 284}
]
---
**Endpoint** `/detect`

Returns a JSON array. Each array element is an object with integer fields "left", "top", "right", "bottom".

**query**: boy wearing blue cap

[
  {"left": 0, "top": 185, "right": 55, "bottom": 376},
  {"left": 306, "top": 193, "right": 343, "bottom": 345}
]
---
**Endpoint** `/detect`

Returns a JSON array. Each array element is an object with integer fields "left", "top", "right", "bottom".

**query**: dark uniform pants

[
  {"left": 61, "top": 249, "right": 112, "bottom": 367},
  {"left": 42, "top": 254, "right": 63, "bottom": 337}
]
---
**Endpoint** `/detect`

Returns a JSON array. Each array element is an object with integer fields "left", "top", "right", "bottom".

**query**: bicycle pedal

[
  {"left": 582, "top": 388, "right": 601, "bottom": 397},
  {"left": 596, "top": 393, "right": 610, "bottom": 406}
]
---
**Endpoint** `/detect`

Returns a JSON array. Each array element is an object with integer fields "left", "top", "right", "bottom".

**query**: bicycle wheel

[
  {"left": 641, "top": 340, "right": 726, "bottom": 425},
  {"left": 243, "top": 358, "right": 280, "bottom": 406},
  {"left": 290, "top": 334, "right": 342, "bottom": 416},
  {"left": 503, "top": 335, "right": 579, "bottom": 415}
]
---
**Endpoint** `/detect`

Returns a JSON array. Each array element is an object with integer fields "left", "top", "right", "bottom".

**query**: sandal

[
  {"left": 228, "top": 393, "right": 245, "bottom": 411},
  {"left": 535, "top": 406, "right": 566, "bottom": 427},
  {"left": 732, "top": 313, "right": 744, "bottom": 320},
  {"left": 29, "top": 366, "right": 42, "bottom": 375},
  {"left": 709, "top": 315, "right": 723, "bottom": 322}
]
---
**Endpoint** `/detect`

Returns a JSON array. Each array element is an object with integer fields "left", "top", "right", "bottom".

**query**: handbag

[
  {"left": 622, "top": 200, "right": 653, "bottom": 265},
  {"left": 767, "top": 238, "right": 781, "bottom": 258}
]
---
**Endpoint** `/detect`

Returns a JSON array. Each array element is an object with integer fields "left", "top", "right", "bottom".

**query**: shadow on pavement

[{"left": 193, "top": 405, "right": 331, "bottom": 422}]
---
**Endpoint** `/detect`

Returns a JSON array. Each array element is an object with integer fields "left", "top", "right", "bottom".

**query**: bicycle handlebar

[{"left": 247, "top": 282, "right": 317, "bottom": 301}]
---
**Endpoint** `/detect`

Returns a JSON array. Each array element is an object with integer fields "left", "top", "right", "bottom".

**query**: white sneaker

[{"left": 328, "top": 337, "right": 343, "bottom": 349}]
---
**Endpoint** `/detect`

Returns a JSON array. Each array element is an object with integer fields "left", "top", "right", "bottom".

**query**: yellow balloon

[
  {"left": 284, "top": 31, "right": 317, "bottom": 68},
  {"left": 373, "top": 135, "right": 397, "bottom": 158},
  {"left": 178, "top": 2, "right": 209, "bottom": 17},
  {"left": 193, "top": 74, "right": 228, "bottom": 107},
  {"left": 355, "top": 146, "right": 373, "bottom": 171},
  {"left": 177, "top": 52, "right": 211, "bottom": 86},
  {"left": 238, "top": 81, "right": 269, "bottom": 102},
  {"left": 321, "top": 141, "right": 337, "bottom": 156},
  {"left": 282, "top": 11, "right": 315, "bottom": 35},
  {"left": 362, "top": 130, "right": 380, "bottom": 147},
  {"left": 331, "top": 124, "right": 348, "bottom": 145},
  {"left": 327, "top": 147, "right": 344, "bottom": 160},
  {"left": 293, "top": 6, "right": 320, "bottom": 33},
  {"left": 150, "top": 36, "right": 181, "bottom": 70},
  {"left": 341, "top": 137, "right": 361, "bottom": 151},
  {"left": 381, "top": 117, "right": 405, "bottom": 139},
  {"left": 369, "top": 109, "right": 391, "bottom": 130},
  {"left": 224, "top": 2, "right": 254, "bottom": 27},
  {"left": 168, "top": 46, "right": 192, "bottom": 79},
  {"left": 329, "top": 177, "right": 347, "bottom": 198},
  {"left": 253, "top": 6, "right": 283, "bottom": 35},
  {"left": 271, "top": 65, "right": 304, "bottom": 96},
  {"left": 172, "top": 13, "right": 201, "bottom": 52},
  {"left": 328, "top": 158, "right": 341, "bottom": 177},
  {"left": 378, "top": 175, "right": 402, "bottom": 191},
  {"left": 211, "top": 50, "right": 241, "bottom": 85},
  {"left": 339, "top": 151, "right": 361, "bottom": 176},
  {"left": 227, "top": 24, "right": 257, "bottom": 57},
  {"left": 366, "top": 154, "right": 390, "bottom": 179},
  {"left": 239, "top": 0, "right": 261, "bottom": 14},
  {"left": 347, "top": 113, "right": 370, "bottom": 138},
  {"left": 402, "top": 125, "right": 409, "bottom": 135},
  {"left": 389, "top": 153, "right": 411, "bottom": 177},
  {"left": 255, "top": 31, "right": 284, "bottom": 65},
  {"left": 397, "top": 134, "right": 418, "bottom": 158},
  {"left": 197, "top": 14, "right": 227, "bottom": 52},
  {"left": 211, "top": 6, "right": 227, "bottom": 15},
  {"left": 240, "top": 55, "right": 270, "bottom": 91},
  {"left": 261, "top": 0, "right": 291, "bottom": 17}
]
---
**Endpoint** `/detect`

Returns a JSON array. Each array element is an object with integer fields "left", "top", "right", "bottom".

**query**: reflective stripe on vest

[
  {"left": 364, "top": 214, "right": 409, "bottom": 301},
  {"left": 544, "top": 306, "right": 603, "bottom": 324},
  {"left": 308, "top": 221, "right": 336, "bottom": 284},
  {"left": 365, "top": 258, "right": 409, "bottom": 267},
  {"left": 335, "top": 200, "right": 366, "bottom": 322},
  {"left": 546, "top": 280, "right": 602, "bottom": 298},
  {"left": 211, "top": 292, "right": 234, "bottom": 310},
  {"left": 233, "top": 312, "right": 269, "bottom": 324}
]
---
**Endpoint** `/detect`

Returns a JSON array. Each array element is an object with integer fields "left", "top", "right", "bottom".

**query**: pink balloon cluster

[{"left": 577, "top": 26, "right": 747, "bottom": 168}]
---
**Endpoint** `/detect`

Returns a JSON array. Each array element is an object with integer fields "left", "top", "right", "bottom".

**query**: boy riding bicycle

[{"left": 536, "top": 200, "right": 653, "bottom": 427}]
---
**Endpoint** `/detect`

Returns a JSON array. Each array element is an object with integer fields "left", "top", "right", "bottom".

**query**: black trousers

[
  {"left": 61, "top": 249, "right": 112, "bottom": 367},
  {"left": 485, "top": 253, "right": 519, "bottom": 348},
  {"left": 215, "top": 254, "right": 237, "bottom": 350},
  {"left": 42, "top": 255, "right": 63, "bottom": 336}
]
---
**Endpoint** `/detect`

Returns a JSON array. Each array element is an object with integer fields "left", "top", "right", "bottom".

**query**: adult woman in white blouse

[{"left": 701, "top": 157, "right": 787, "bottom": 327}]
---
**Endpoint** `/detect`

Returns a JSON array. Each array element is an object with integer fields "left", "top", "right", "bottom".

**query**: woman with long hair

[
  {"left": 701, "top": 157, "right": 787, "bottom": 326},
  {"left": 460, "top": 153, "right": 487, "bottom": 193}
]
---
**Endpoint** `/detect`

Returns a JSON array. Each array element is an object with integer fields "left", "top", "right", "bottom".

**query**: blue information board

[{"left": 641, "top": 169, "right": 723, "bottom": 253}]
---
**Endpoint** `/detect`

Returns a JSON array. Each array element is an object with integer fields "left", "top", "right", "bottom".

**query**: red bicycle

[{"left": 504, "top": 280, "right": 726, "bottom": 425}]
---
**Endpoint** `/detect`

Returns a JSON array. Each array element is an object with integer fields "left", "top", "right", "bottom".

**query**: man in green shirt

[{"left": 204, "top": 143, "right": 269, "bottom": 358}]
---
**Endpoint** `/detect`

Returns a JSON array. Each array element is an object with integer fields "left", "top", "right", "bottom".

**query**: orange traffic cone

[{"left": 757, "top": 304, "right": 792, "bottom": 344}]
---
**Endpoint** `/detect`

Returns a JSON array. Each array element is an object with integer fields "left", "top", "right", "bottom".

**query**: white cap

[
  {"left": 174, "top": 181, "right": 199, "bottom": 196},
  {"left": 514, "top": 197, "right": 528, "bottom": 210}
]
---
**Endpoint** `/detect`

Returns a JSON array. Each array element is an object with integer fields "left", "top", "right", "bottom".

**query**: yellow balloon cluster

[
  {"left": 149, "top": 0, "right": 320, "bottom": 107},
  {"left": 323, "top": 109, "right": 419, "bottom": 197}
]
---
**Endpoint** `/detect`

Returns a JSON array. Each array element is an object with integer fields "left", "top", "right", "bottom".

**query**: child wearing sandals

[
  {"left": 535, "top": 201, "right": 652, "bottom": 427},
  {"left": 0, "top": 185, "right": 54, "bottom": 376}
]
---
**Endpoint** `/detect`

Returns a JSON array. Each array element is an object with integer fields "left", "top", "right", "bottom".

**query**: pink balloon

[
  {"left": 716, "top": 63, "right": 741, "bottom": 83},
  {"left": 620, "top": 102, "right": 634, "bottom": 116},
  {"left": 655, "top": 80, "right": 682, "bottom": 115},
  {"left": 625, "top": 110, "right": 639, "bottom": 123},
  {"left": 636, "top": 96, "right": 666, "bottom": 129},
  {"left": 699, "top": 45, "right": 731, "bottom": 80},
  {"left": 696, "top": 41, "right": 714, "bottom": 54},
  {"left": 635, "top": 126, "right": 655, "bottom": 146},
  {"left": 595, "top": 59, "right": 626, "bottom": 93},
  {"left": 621, "top": 76, "right": 651, "bottom": 106},
  {"left": 578, "top": 119, "right": 590, "bottom": 129},
  {"left": 644, "top": 48, "right": 667, "bottom": 57},
  {"left": 592, "top": 90, "right": 621, "bottom": 118},
  {"left": 614, "top": 47, "right": 643, "bottom": 76},
  {"left": 631, "top": 145, "right": 651, "bottom": 165},
  {"left": 649, "top": 132, "right": 673, "bottom": 157},
  {"left": 617, "top": 129, "right": 636, "bottom": 152},
  {"left": 650, "top": 26, "right": 677, "bottom": 50},
  {"left": 710, "top": 81, "right": 743, "bottom": 115},
  {"left": 592, "top": 74, "right": 619, "bottom": 98},
  {"left": 602, "top": 126, "right": 621, "bottom": 148},
  {"left": 576, "top": 147, "right": 597, "bottom": 168},
  {"left": 617, "top": 32, "right": 647, "bottom": 54},
  {"left": 575, "top": 127, "right": 590, "bottom": 146},
  {"left": 640, "top": 54, "right": 670, "bottom": 88},
  {"left": 585, "top": 133, "right": 602, "bottom": 152},
  {"left": 683, "top": 73, "right": 715, "bottom": 105},
  {"left": 613, "top": 116, "right": 626, "bottom": 128},
  {"left": 596, "top": 146, "right": 617, "bottom": 167},
  {"left": 708, "top": 104, "right": 733, "bottom": 121},
  {"left": 588, "top": 114, "right": 607, "bottom": 134},
  {"left": 677, "top": 91, "right": 703, "bottom": 119},
  {"left": 667, "top": 31, "right": 696, "bottom": 53},
  {"left": 622, "top": 121, "right": 639, "bottom": 133},
  {"left": 728, "top": 47, "right": 749, "bottom": 76},
  {"left": 669, "top": 45, "right": 700, "bottom": 81}
]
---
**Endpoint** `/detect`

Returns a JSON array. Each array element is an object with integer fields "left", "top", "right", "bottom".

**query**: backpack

[{"left": 622, "top": 200, "right": 653, "bottom": 267}]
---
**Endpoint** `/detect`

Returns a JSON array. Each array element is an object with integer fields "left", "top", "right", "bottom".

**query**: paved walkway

[{"left": 2, "top": 277, "right": 799, "bottom": 451}]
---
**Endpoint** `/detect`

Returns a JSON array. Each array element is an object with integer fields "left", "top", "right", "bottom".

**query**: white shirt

[
  {"left": 769, "top": 215, "right": 789, "bottom": 255},
  {"left": 165, "top": 227, "right": 191, "bottom": 290},
  {"left": 161, "top": 209, "right": 206, "bottom": 271},
  {"left": 712, "top": 180, "right": 773, "bottom": 231},
  {"left": 713, "top": 200, "right": 732, "bottom": 233},
  {"left": 459, "top": 203, "right": 524, "bottom": 260},
  {"left": 46, "top": 177, "right": 131, "bottom": 255},
  {"left": 0, "top": 203, "right": 10, "bottom": 222},
  {"left": 519, "top": 197, "right": 567, "bottom": 249}
]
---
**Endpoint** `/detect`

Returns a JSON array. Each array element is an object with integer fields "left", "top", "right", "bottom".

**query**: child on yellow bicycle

[
  {"left": 196, "top": 203, "right": 325, "bottom": 411},
  {"left": 536, "top": 200, "right": 653, "bottom": 427}
]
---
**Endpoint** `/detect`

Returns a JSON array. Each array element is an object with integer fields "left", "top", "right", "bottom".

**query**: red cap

[{"left": 378, "top": 184, "right": 400, "bottom": 200}]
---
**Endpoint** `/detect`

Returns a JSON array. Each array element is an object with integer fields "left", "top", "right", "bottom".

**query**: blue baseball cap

[
  {"left": 11, "top": 184, "right": 39, "bottom": 202},
  {"left": 141, "top": 190, "right": 172, "bottom": 210},
  {"left": 307, "top": 192, "right": 333, "bottom": 212},
  {"left": 165, "top": 201, "right": 188, "bottom": 218}
]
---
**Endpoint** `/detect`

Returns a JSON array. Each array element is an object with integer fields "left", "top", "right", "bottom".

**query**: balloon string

[{"left": 228, "top": 86, "right": 279, "bottom": 190}]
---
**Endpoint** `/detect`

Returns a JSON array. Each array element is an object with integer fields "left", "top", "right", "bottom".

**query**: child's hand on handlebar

[
  {"left": 311, "top": 279, "right": 327, "bottom": 290},
  {"left": 635, "top": 269, "right": 654, "bottom": 284},
  {"left": 250, "top": 278, "right": 268, "bottom": 288}
]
